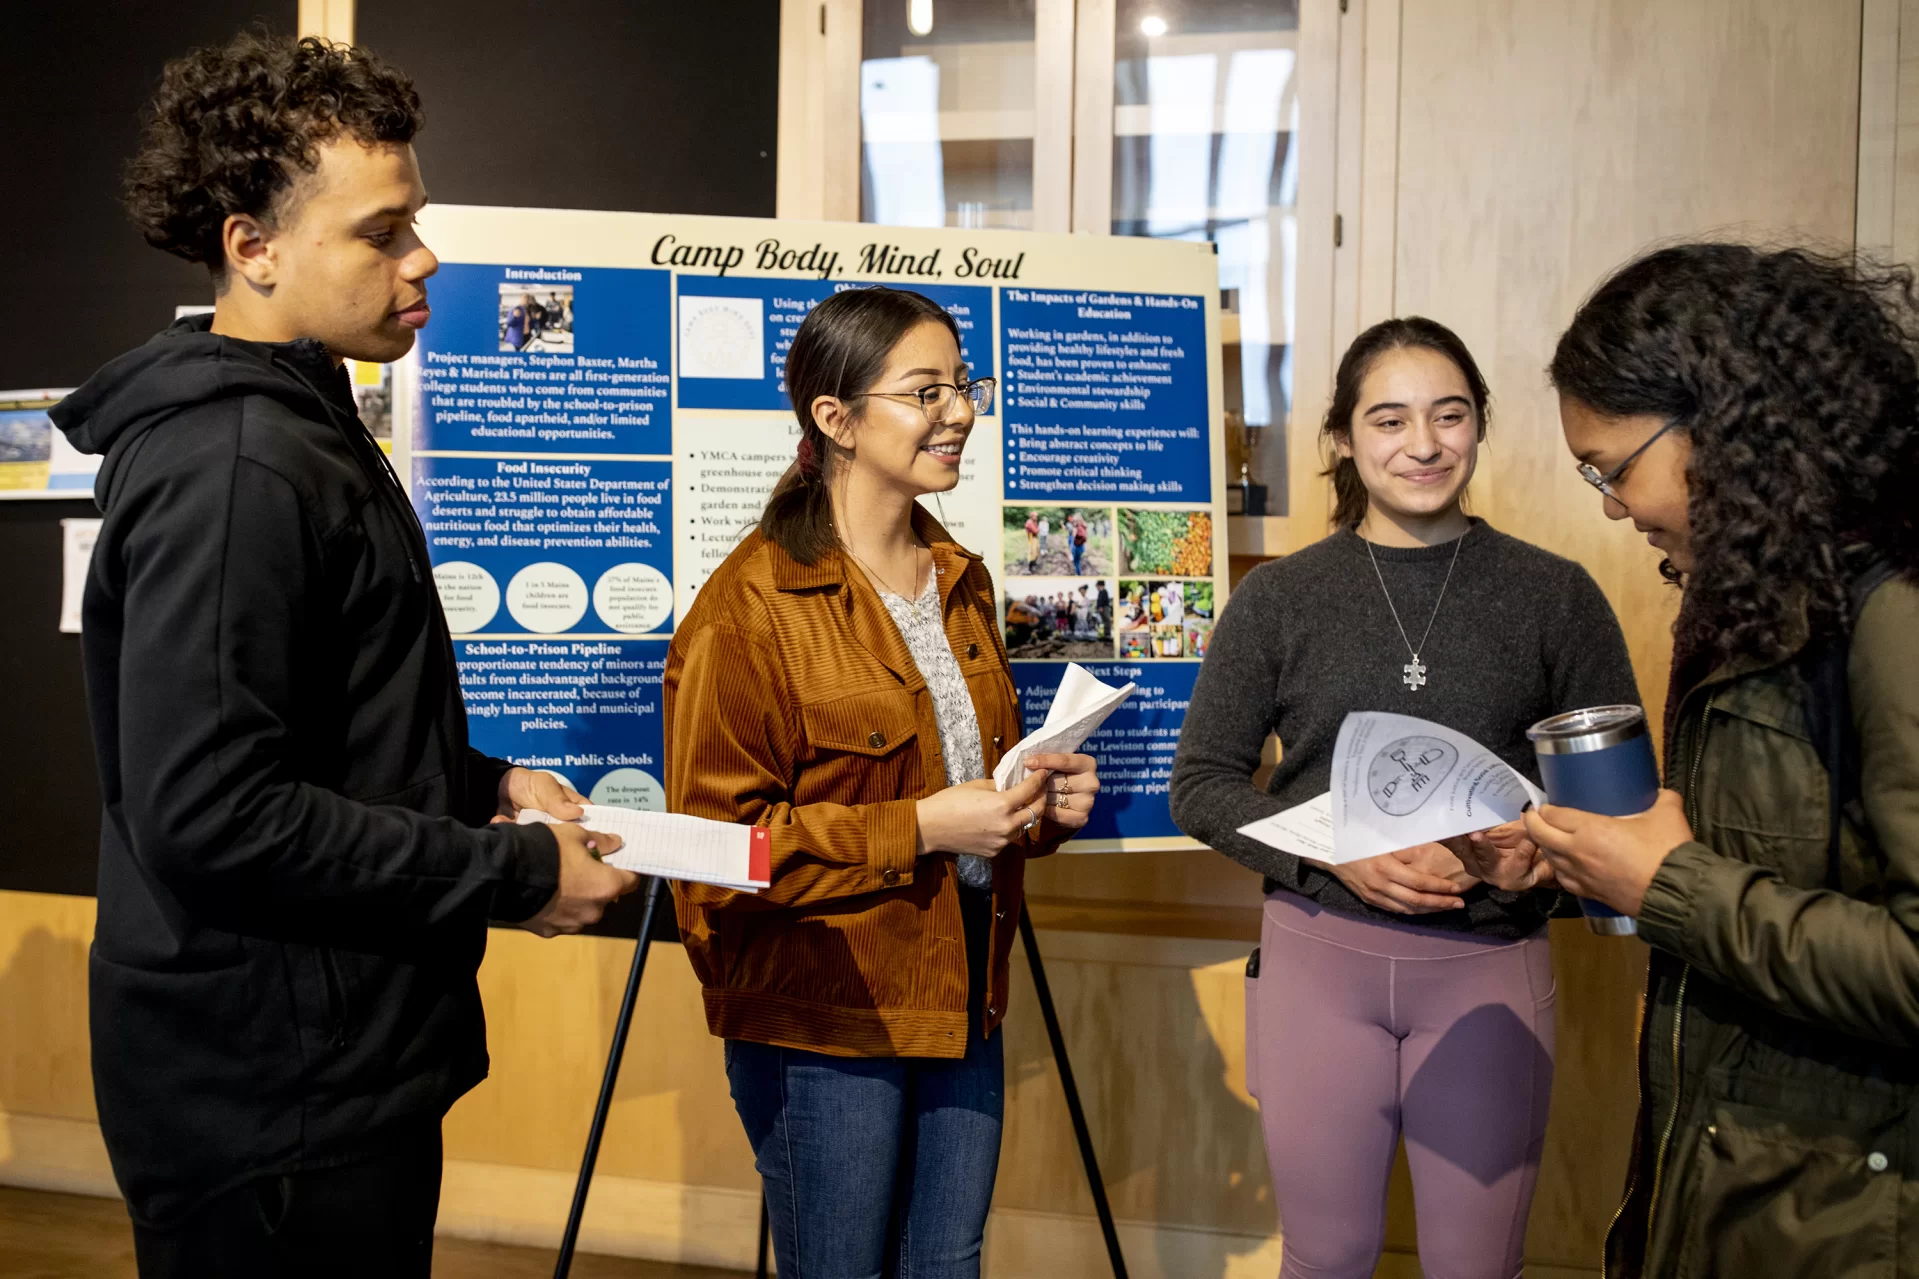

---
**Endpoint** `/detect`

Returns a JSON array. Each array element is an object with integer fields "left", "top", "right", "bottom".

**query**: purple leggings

[{"left": 1248, "top": 891, "right": 1555, "bottom": 1279}]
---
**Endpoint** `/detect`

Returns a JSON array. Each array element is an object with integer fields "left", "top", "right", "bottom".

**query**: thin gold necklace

[{"left": 844, "top": 541, "right": 930, "bottom": 620}]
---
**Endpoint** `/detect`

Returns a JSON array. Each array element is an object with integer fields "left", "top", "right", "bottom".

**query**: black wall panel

[
  {"left": 356, "top": 0, "right": 780, "bottom": 219},
  {"left": 0, "top": 3, "right": 295, "bottom": 895},
  {"left": 1, "top": 3, "right": 295, "bottom": 392}
]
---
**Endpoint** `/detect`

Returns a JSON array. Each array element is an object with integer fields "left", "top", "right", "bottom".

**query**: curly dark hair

[
  {"left": 1320, "top": 316, "right": 1491, "bottom": 527},
  {"left": 1551, "top": 243, "right": 1919, "bottom": 667},
  {"left": 124, "top": 29, "right": 422, "bottom": 277}
]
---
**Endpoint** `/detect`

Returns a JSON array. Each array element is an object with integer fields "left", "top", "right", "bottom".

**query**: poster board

[
  {"left": 394, "top": 207, "right": 1227, "bottom": 851},
  {"left": 0, "top": 390, "right": 90, "bottom": 498}
]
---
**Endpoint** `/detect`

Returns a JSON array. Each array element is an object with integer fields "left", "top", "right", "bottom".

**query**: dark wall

[
  {"left": 1, "top": 4, "right": 780, "bottom": 900},
  {"left": 356, "top": 0, "right": 779, "bottom": 217},
  {"left": 2, "top": 2, "right": 295, "bottom": 391},
  {"left": 0, "top": 2, "right": 296, "bottom": 895},
  {"left": 0, "top": 501, "right": 105, "bottom": 894}
]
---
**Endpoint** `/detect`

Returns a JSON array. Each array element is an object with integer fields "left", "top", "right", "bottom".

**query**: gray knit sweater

[{"left": 1171, "top": 520, "right": 1640, "bottom": 939}]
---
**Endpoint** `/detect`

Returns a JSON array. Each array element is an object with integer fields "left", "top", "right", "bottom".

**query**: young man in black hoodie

[{"left": 52, "top": 31, "right": 637, "bottom": 1276}]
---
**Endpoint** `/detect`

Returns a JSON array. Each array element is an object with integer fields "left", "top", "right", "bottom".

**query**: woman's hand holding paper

[
  {"left": 917, "top": 768, "right": 1053, "bottom": 859},
  {"left": 1026, "top": 752, "right": 1101, "bottom": 837},
  {"left": 1318, "top": 845, "right": 1471, "bottom": 915},
  {"left": 1458, "top": 820, "right": 1556, "bottom": 891}
]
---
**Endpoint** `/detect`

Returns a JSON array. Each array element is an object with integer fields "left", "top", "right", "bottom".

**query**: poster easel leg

[
  {"left": 552, "top": 875, "right": 668, "bottom": 1279},
  {"left": 755, "top": 1189, "right": 770, "bottom": 1278},
  {"left": 1019, "top": 907, "right": 1129, "bottom": 1279}
]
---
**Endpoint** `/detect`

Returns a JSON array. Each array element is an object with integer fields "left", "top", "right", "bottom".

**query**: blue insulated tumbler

[{"left": 1527, "top": 705, "right": 1659, "bottom": 936}]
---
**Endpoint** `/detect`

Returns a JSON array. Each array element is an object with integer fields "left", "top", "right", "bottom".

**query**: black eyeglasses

[
  {"left": 848, "top": 377, "right": 997, "bottom": 419},
  {"left": 1577, "top": 419, "right": 1681, "bottom": 499}
]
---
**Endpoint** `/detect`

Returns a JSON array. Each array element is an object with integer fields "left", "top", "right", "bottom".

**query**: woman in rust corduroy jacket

[{"left": 664, "top": 287, "right": 1101, "bottom": 1279}]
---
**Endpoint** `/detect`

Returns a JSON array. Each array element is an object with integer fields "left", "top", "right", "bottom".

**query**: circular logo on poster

[
  {"left": 682, "top": 302, "right": 762, "bottom": 379},
  {"left": 590, "top": 768, "right": 666, "bottom": 811},
  {"left": 506, "top": 562, "right": 589, "bottom": 633},
  {"left": 432, "top": 561, "right": 499, "bottom": 634},
  {"left": 593, "top": 562, "right": 673, "bottom": 634},
  {"left": 1367, "top": 735, "right": 1459, "bottom": 816}
]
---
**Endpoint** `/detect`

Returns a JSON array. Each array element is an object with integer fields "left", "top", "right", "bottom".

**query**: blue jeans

[{"left": 725, "top": 900, "right": 1004, "bottom": 1278}]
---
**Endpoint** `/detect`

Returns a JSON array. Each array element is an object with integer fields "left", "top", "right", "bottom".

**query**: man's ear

[{"left": 221, "top": 212, "right": 277, "bottom": 292}]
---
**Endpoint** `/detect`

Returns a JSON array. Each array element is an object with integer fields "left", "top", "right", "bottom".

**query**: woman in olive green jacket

[{"left": 1523, "top": 244, "right": 1919, "bottom": 1278}]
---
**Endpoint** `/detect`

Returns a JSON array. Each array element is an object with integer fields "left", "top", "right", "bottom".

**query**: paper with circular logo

[{"left": 1237, "top": 712, "right": 1545, "bottom": 865}]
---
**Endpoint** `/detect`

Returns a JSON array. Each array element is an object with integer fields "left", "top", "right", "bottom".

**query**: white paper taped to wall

[
  {"left": 59, "top": 518, "right": 101, "bottom": 634},
  {"left": 1237, "top": 711, "right": 1544, "bottom": 865}
]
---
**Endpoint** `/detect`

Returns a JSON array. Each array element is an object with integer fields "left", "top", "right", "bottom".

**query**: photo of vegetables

[{"left": 1118, "top": 508, "right": 1213, "bottom": 577}]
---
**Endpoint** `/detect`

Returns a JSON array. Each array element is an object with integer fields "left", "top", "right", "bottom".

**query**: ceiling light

[
  {"left": 1140, "top": 15, "right": 1168, "bottom": 37},
  {"left": 908, "top": 0, "right": 934, "bottom": 37}
]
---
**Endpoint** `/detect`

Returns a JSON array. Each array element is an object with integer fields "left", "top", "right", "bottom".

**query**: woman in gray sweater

[{"left": 1171, "top": 317, "right": 1638, "bottom": 1279}]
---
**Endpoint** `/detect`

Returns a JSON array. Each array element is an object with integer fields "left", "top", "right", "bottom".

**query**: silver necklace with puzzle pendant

[{"left": 1364, "top": 534, "right": 1463, "bottom": 691}]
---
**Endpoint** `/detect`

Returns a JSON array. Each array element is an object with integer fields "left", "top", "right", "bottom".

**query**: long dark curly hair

[
  {"left": 1551, "top": 243, "right": 1919, "bottom": 668},
  {"left": 124, "top": 29, "right": 422, "bottom": 278}
]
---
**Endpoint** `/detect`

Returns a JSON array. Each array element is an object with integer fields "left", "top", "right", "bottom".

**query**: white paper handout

[
  {"left": 1236, "top": 790, "right": 1336, "bottom": 861},
  {"left": 992, "top": 663, "right": 1137, "bottom": 791},
  {"left": 59, "top": 517, "right": 101, "bottom": 634},
  {"left": 1236, "top": 712, "right": 1545, "bottom": 866},
  {"left": 518, "top": 804, "right": 770, "bottom": 891}
]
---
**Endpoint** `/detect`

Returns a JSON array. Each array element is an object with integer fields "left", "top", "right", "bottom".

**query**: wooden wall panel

[
  {"left": 1900, "top": 0, "right": 1919, "bottom": 267},
  {"left": 1390, "top": 0, "right": 1862, "bottom": 748},
  {"left": 0, "top": 892, "right": 97, "bottom": 1126}
]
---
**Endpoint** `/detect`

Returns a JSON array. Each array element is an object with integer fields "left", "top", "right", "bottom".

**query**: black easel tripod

[
  {"left": 552, "top": 875, "right": 668, "bottom": 1279},
  {"left": 553, "top": 885, "right": 1127, "bottom": 1279}
]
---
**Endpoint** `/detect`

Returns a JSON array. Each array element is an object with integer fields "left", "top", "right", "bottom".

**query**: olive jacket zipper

[{"left": 1603, "top": 690, "right": 1714, "bottom": 1278}]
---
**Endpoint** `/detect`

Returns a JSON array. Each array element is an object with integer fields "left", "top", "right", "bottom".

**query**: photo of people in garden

[
  {"left": 1003, "top": 506, "right": 1113, "bottom": 578},
  {"left": 1002, "top": 576, "right": 1114, "bottom": 660}
]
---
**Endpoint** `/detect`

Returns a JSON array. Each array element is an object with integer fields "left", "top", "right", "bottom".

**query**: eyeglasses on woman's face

[
  {"left": 1577, "top": 418, "right": 1681, "bottom": 499},
  {"left": 850, "top": 376, "right": 997, "bottom": 420}
]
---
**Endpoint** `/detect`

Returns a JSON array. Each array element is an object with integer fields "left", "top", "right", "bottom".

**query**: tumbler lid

[{"left": 1527, "top": 704, "right": 1648, "bottom": 754}]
